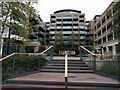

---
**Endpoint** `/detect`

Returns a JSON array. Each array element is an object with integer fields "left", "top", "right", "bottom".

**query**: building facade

[
  {"left": 45, "top": 22, "right": 50, "bottom": 45},
  {"left": 91, "top": 2, "right": 118, "bottom": 55},
  {"left": 50, "top": 9, "right": 92, "bottom": 54},
  {"left": 1, "top": 14, "right": 46, "bottom": 56}
]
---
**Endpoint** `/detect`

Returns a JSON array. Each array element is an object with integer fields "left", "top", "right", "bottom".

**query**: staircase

[
  {"left": 2, "top": 57, "right": 119, "bottom": 90},
  {"left": 41, "top": 59, "right": 93, "bottom": 73}
]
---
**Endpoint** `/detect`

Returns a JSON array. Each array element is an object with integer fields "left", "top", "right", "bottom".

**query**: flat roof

[{"left": 54, "top": 9, "right": 81, "bottom": 14}]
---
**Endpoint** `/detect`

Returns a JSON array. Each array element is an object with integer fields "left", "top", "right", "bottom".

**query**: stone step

[
  {"left": 3, "top": 80, "right": 119, "bottom": 89},
  {"left": 48, "top": 64, "right": 88, "bottom": 67},
  {"left": 44, "top": 66, "right": 91, "bottom": 70},
  {"left": 41, "top": 69, "right": 94, "bottom": 73},
  {"left": 49, "top": 61, "right": 86, "bottom": 64}
]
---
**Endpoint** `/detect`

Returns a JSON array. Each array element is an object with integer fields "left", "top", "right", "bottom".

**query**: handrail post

[
  {"left": 38, "top": 55, "right": 41, "bottom": 71},
  {"left": 93, "top": 55, "right": 96, "bottom": 71},
  {"left": 50, "top": 46, "right": 54, "bottom": 61},
  {"left": 12, "top": 54, "right": 16, "bottom": 75},
  {"left": 80, "top": 47, "right": 82, "bottom": 61},
  {"left": 65, "top": 54, "right": 68, "bottom": 89}
]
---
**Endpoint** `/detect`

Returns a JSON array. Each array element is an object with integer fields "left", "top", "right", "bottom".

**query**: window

[
  {"left": 108, "top": 34, "right": 113, "bottom": 41},
  {"left": 109, "top": 46, "right": 112, "bottom": 54},
  {"left": 63, "top": 26, "right": 72, "bottom": 29},
  {"left": 51, "top": 16, "right": 55, "bottom": 18},
  {"left": 80, "top": 22, "right": 84, "bottom": 25},
  {"left": 56, "top": 22, "right": 61, "bottom": 24},
  {"left": 80, "top": 31, "right": 84, "bottom": 34},
  {"left": 102, "top": 17, "right": 105, "bottom": 24},
  {"left": 106, "top": 10, "right": 111, "bottom": 20},
  {"left": 73, "top": 26, "right": 78, "bottom": 29},
  {"left": 103, "top": 47, "right": 106, "bottom": 52},
  {"left": 56, "top": 16, "right": 61, "bottom": 19},
  {"left": 79, "top": 26, "right": 84, "bottom": 29},
  {"left": 63, "top": 16, "right": 72, "bottom": 19},
  {"left": 103, "top": 36, "right": 106, "bottom": 43},
  {"left": 50, "top": 26, "right": 55, "bottom": 29},
  {"left": 97, "top": 22, "right": 101, "bottom": 29},
  {"left": 98, "top": 31, "right": 101, "bottom": 36},
  {"left": 107, "top": 23, "right": 112, "bottom": 30},
  {"left": 98, "top": 39, "right": 101, "bottom": 45},
  {"left": 56, "top": 26, "right": 61, "bottom": 29},
  {"left": 63, "top": 21, "right": 72, "bottom": 24},
  {"left": 102, "top": 27, "right": 106, "bottom": 33},
  {"left": 80, "top": 17, "right": 84, "bottom": 20},
  {"left": 50, "top": 31, "right": 55, "bottom": 34}
]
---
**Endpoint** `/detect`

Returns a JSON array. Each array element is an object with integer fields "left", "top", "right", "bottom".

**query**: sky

[{"left": 33, "top": 0, "right": 113, "bottom": 22}]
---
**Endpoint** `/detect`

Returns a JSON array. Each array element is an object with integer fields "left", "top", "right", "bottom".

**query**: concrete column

[
  {"left": 100, "top": 21, "right": 102, "bottom": 26},
  {"left": 112, "top": 45, "right": 116, "bottom": 55},
  {"left": 105, "top": 15, "right": 107, "bottom": 21},
  {"left": 106, "top": 46, "right": 109, "bottom": 53},
  {"left": 101, "top": 38, "right": 103, "bottom": 44},
  {"left": 111, "top": 8, "right": 113, "bottom": 16},
  {"left": 106, "top": 26, "right": 107, "bottom": 31},
  {"left": 101, "top": 47, "right": 104, "bottom": 54},
  {"left": 106, "top": 35, "right": 108, "bottom": 42},
  {"left": 0, "top": 38, "right": 3, "bottom": 57},
  {"left": 101, "top": 29, "right": 102, "bottom": 35}
]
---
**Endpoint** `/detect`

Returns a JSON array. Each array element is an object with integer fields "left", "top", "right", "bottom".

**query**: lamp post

[{"left": 99, "top": 46, "right": 103, "bottom": 60}]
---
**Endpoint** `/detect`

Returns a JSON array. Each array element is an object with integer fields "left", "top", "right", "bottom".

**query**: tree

[
  {"left": 1, "top": 2, "right": 38, "bottom": 40},
  {"left": 1, "top": 2, "right": 39, "bottom": 54},
  {"left": 112, "top": 1, "right": 120, "bottom": 40},
  {"left": 111, "top": 1, "right": 120, "bottom": 53},
  {"left": 54, "top": 30, "right": 65, "bottom": 54}
]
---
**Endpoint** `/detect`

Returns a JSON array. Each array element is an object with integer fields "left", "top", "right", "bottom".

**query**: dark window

[
  {"left": 102, "top": 27, "right": 106, "bottom": 33},
  {"left": 108, "top": 34, "right": 113, "bottom": 41},
  {"left": 103, "top": 37, "right": 106, "bottom": 43},
  {"left": 51, "top": 16, "right": 55, "bottom": 18}
]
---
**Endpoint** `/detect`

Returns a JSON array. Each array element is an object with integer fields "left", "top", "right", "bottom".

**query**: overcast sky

[{"left": 33, "top": 0, "right": 113, "bottom": 22}]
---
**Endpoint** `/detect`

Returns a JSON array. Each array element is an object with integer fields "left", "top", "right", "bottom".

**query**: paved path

[{"left": 2, "top": 56, "right": 120, "bottom": 89}]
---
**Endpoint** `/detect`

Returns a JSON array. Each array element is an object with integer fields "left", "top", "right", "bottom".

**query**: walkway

[{"left": 2, "top": 56, "right": 120, "bottom": 90}]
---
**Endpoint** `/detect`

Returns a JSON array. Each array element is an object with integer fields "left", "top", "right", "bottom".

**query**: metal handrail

[
  {"left": 80, "top": 46, "right": 97, "bottom": 71},
  {"left": 80, "top": 46, "right": 120, "bottom": 57},
  {"left": 0, "top": 53, "right": 16, "bottom": 62},
  {"left": 65, "top": 54, "right": 68, "bottom": 88},
  {"left": 80, "top": 46, "right": 96, "bottom": 56},
  {"left": 0, "top": 45, "right": 53, "bottom": 62}
]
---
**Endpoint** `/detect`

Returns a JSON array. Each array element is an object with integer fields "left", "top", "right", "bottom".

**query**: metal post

[
  {"left": 65, "top": 54, "right": 68, "bottom": 89},
  {"left": 12, "top": 54, "right": 16, "bottom": 75},
  {"left": 93, "top": 55, "right": 96, "bottom": 71},
  {"left": 39, "top": 55, "right": 41, "bottom": 71},
  {"left": 80, "top": 47, "right": 83, "bottom": 61},
  {"left": 100, "top": 46, "right": 103, "bottom": 60},
  {"left": 93, "top": 48, "right": 97, "bottom": 71},
  {"left": 51, "top": 47, "right": 54, "bottom": 61}
]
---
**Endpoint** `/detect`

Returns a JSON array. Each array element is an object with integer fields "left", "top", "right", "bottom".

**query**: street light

[{"left": 99, "top": 46, "right": 103, "bottom": 60}]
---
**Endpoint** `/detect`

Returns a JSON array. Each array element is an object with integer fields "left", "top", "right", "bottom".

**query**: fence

[
  {"left": 80, "top": 46, "right": 120, "bottom": 78},
  {"left": 1, "top": 44, "right": 47, "bottom": 57},
  {"left": 1, "top": 45, "right": 53, "bottom": 81}
]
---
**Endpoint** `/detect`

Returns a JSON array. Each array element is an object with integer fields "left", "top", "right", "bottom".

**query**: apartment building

[
  {"left": 45, "top": 22, "right": 50, "bottom": 45},
  {"left": 23, "top": 15, "right": 46, "bottom": 53},
  {"left": 0, "top": 15, "right": 46, "bottom": 56},
  {"left": 50, "top": 9, "right": 91, "bottom": 54},
  {"left": 91, "top": 2, "right": 118, "bottom": 55},
  {"left": 29, "top": 15, "right": 46, "bottom": 42}
]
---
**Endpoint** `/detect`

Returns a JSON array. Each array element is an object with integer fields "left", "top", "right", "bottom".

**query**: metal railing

[
  {"left": 65, "top": 54, "right": 68, "bottom": 88},
  {"left": 1, "top": 45, "right": 53, "bottom": 81},
  {"left": 80, "top": 46, "right": 120, "bottom": 78}
]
